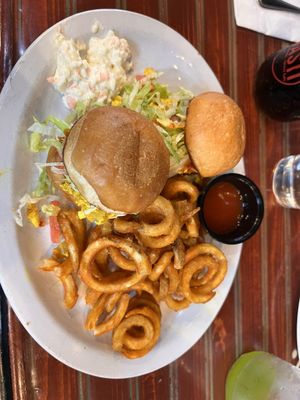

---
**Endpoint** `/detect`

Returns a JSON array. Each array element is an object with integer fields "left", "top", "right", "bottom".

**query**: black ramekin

[{"left": 198, "top": 173, "right": 264, "bottom": 245}]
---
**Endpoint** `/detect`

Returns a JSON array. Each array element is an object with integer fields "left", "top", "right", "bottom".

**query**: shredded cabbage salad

[{"left": 15, "top": 68, "right": 194, "bottom": 228}]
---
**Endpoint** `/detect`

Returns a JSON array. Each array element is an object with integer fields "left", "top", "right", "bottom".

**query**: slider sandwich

[{"left": 47, "top": 106, "right": 170, "bottom": 219}]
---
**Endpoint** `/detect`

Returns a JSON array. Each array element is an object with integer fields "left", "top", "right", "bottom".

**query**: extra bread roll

[
  {"left": 185, "top": 92, "right": 246, "bottom": 177},
  {"left": 63, "top": 106, "right": 170, "bottom": 214}
]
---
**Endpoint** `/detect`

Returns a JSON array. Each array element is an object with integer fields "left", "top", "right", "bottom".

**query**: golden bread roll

[{"left": 185, "top": 92, "right": 246, "bottom": 177}]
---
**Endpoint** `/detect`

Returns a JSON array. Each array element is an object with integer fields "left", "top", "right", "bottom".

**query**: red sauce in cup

[{"left": 203, "top": 182, "right": 243, "bottom": 234}]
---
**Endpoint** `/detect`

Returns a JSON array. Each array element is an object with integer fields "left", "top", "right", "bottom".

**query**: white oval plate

[{"left": 0, "top": 9, "right": 243, "bottom": 378}]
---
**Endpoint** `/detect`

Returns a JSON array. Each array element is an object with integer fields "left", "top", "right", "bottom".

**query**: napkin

[{"left": 234, "top": 0, "right": 300, "bottom": 42}]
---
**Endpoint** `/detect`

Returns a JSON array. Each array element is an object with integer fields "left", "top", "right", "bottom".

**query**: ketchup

[{"left": 203, "top": 182, "right": 243, "bottom": 235}]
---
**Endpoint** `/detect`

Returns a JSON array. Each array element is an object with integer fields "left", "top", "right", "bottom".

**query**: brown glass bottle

[{"left": 255, "top": 42, "right": 300, "bottom": 121}]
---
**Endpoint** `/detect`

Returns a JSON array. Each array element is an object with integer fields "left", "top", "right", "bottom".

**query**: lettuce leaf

[
  {"left": 27, "top": 115, "right": 66, "bottom": 153},
  {"left": 29, "top": 132, "right": 63, "bottom": 153},
  {"left": 41, "top": 203, "right": 60, "bottom": 216},
  {"left": 44, "top": 115, "right": 70, "bottom": 132},
  {"left": 32, "top": 168, "right": 54, "bottom": 198},
  {"left": 119, "top": 71, "right": 193, "bottom": 166}
]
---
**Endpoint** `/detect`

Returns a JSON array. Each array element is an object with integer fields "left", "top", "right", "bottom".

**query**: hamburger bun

[
  {"left": 63, "top": 106, "right": 170, "bottom": 214},
  {"left": 185, "top": 92, "right": 246, "bottom": 177}
]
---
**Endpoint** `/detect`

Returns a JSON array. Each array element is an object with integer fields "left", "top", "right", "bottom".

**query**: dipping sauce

[{"left": 203, "top": 181, "right": 243, "bottom": 234}]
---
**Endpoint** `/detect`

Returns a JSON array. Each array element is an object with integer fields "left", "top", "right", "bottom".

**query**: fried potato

[{"left": 39, "top": 178, "right": 228, "bottom": 359}]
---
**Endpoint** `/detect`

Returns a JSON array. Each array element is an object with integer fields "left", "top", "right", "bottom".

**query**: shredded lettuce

[
  {"left": 32, "top": 168, "right": 54, "bottom": 198},
  {"left": 29, "top": 132, "right": 63, "bottom": 153},
  {"left": 44, "top": 115, "right": 70, "bottom": 131},
  {"left": 14, "top": 194, "right": 44, "bottom": 227},
  {"left": 14, "top": 193, "right": 60, "bottom": 227},
  {"left": 28, "top": 115, "right": 67, "bottom": 153},
  {"left": 23, "top": 116, "right": 67, "bottom": 221},
  {"left": 29, "top": 132, "right": 43, "bottom": 152},
  {"left": 35, "top": 161, "right": 64, "bottom": 172},
  {"left": 72, "top": 101, "right": 89, "bottom": 120},
  {"left": 119, "top": 69, "right": 193, "bottom": 167},
  {"left": 41, "top": 203, "right": 60, "bottom": 217},
  {"left": 68, "top": 100, "right": 102, "bottom": 122},
  {"left": 28, "top": 120, "right": 57, "bottom": 136}
]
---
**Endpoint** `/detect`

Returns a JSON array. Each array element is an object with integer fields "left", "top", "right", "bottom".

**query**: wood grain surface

[{"left": 1, "top": 1, "right": 300, "bottom": 399}]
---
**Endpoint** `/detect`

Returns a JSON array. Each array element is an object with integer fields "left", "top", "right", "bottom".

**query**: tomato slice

[{"left": 49, "top": 200, "right": 61, "bottom": 243}]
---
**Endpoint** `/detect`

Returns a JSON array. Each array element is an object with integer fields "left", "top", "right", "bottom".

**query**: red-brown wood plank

[
  {"left": 0, "top": 0, "right": 14, "bottom": 85},
  {"left": 165, "top": 0, "right": 198, "bottom": 47},
  {"left": 17, "top": 0, "right": 67, "bottom": 54},
  {"left": 89, "top": 376, "right": 131, "bottom": 400},
  {"left": 176, "top": 338, "right": 208, "bottom": 400},
  {"left": 235, "top": 28, "right": 265, "bottom": 356},
  {"left": 288, "top": 121, "right": 300, "bottom": 364},
  {"left": 262, "top": 38, "right": 288, "bottom": 360},
  {"left": 137, "top": 367, "right": 170, "bottom": 400},
  {"left": 265, "top": 135, "right": 287, "bottom": 359},
  {"left": 76, "top": 0, "right": 118, "bottom": 12},
  {"left": 290, "top": 206, "right": 300, "bottom": 362},
  {"left": 125, "top": 0, "right": 160, "bottom": 19},
  {"left": 8, "top": 309, "right": 80, "bottom": 400},
  {"left": 210, "top": 297, "right": 237, "bottom": 400},
  {"left": 202, "top": 0, "right": 231, "bottom": 94}
]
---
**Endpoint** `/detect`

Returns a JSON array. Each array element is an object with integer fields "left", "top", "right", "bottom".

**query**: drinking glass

[
  {"left": 226, "top": 351, "right": 300, "bottom": 400},
  {"left": 272, "top": 155, "right": 300, "bottom": 208}
]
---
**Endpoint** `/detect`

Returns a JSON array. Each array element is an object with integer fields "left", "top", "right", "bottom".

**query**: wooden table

[{"left": 1, "top": 1, "right": 300, "bottom": 399}]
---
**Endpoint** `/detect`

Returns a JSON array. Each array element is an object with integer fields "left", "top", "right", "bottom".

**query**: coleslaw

[{"left": 48, "top": 31, "right": 133, "bottom": 110}]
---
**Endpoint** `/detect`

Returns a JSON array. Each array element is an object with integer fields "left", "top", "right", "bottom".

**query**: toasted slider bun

[
  {"left": 63, "top": 106, "right": 170, "bottom": 214},
  {"left": 185, "top": 92, "right": 246, "bottom": 177}
]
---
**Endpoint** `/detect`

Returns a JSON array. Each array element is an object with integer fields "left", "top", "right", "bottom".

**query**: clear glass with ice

[
  {"left": 273, "top": 155, "right": 300, "bottom": 208},
  {"left": 226, "top": 351, "right": 300, "bottom": 400}
]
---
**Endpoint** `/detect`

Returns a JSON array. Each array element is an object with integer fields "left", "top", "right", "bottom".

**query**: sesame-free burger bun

[
  {"left": 63, "top": 106, "right": 170, "bottom": 214},
  {"left": 185, "top": 92, "right": 246, "bottom": 177}
]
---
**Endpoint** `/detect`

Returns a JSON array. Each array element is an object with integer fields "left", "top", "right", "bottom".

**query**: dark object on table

[
  {"left": 255, "top": 42, "right": 300, "bottom": 121},
  {"left": 198, "top": 173, "right": 264, "bottom": 245},
  {"left": 0, "top": 287, "right": 12, "bottom": 400},
  {"left": 258, "top": 0, "right": 300, "bottom": 13}
]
